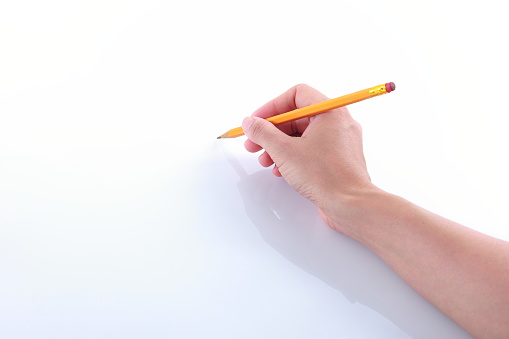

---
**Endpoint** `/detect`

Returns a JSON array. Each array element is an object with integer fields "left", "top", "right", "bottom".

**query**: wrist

[{"left": 322, "top": 185, "right": 398, "bottom": 242}]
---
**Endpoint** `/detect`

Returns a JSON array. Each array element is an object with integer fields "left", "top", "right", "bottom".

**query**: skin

[{"left": 242, "top": 84, "right": 509, "bottom": 339}]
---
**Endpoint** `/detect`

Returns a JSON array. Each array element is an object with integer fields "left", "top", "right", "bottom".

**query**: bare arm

[
  {"left": 334, "top": 188, "right": 509, "bottom": 338},
  {"left": 241, "top": 84, "right": 509, "bottom": 338}
]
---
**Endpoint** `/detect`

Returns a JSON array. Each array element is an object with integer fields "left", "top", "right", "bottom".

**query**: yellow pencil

[{"left": 217, "top": 82, "right": 396, "bottom": 139}]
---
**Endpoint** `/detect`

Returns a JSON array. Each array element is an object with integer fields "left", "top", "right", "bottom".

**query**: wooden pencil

[{"left": 217, "top": 82, "right": 395, "bottom": 139}]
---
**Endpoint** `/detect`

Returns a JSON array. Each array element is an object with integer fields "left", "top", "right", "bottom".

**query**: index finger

[
  {"left": 250, "top": 84, "right": 331, "bottom": 136},
  {"left": 252, "top": 84, "right": 330, "bottom": 119}
]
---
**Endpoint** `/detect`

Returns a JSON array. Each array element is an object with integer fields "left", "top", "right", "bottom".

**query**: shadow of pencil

[{"left": 219, "top": 145, "right": 472, "bottom": 339}]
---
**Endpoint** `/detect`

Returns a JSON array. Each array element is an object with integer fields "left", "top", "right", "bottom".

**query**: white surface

[{"left": 1, "top": 1, "right": 507, "bottom": 338}]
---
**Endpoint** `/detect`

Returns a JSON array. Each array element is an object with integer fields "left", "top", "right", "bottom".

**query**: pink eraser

[{"left": 385, "top": 82, "right": 396, "bottom": 93}]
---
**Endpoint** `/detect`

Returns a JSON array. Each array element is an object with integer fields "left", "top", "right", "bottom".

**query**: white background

[{"left": 1, "top": 1, "right": 507, "bottom": 338}]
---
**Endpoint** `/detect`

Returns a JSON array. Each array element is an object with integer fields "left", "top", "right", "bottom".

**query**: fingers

[
  {"left": 252, "top": 84, "right": 329, "bottom": 119},
  {"left": 246, "top": 140, "right": 278, "bottom": 169},
  {"left": 241, "top": 117, "right": 289, "bottom": 157},
  {"left": 244, "top": 139, "right": 262, "bottom": 153},
  {"left": 242, "top": 84, "right": 353, "bottom": 179},
  {"left": 272, "top": 165, "right": 282, "bottom": 177},
  {"left": 258, "top": 151, "right": 274, "bottom": 167},
  {"left": 249, "top": 84, "right": 331, "bottom": 137},
  {"left": 258, "top": 151, "right": 283, "bottom": 177}
]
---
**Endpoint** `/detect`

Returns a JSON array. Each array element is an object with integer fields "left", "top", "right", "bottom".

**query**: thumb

[{"left": 242, "top": 117, "right": 288, "bottom": 155}]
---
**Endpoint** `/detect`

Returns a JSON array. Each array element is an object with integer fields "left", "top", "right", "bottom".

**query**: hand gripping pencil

[{"left": 217, "top": 82, "right": 395, "bottom": 139}]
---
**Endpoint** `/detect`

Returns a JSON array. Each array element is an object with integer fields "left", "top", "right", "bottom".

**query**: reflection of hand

[{"left": 242, "top": 84, "right": 375, "bottom": 231}]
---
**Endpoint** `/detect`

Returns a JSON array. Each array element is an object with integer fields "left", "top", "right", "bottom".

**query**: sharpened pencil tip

[{"left": 217, "top": 132, "right": 230, "bottom": 139}]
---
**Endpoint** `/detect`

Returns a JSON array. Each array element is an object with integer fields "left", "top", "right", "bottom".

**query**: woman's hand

[{"left": 242, "top": 84, "right": 376, "bottom": 232}]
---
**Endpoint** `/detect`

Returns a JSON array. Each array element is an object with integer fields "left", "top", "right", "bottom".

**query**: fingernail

[{"left": 242, "top": 117, "right": 254, "bottom": 133}]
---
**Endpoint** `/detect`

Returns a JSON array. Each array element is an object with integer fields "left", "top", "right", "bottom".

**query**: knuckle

[
  {"left": 294, "top": 83, "right": 309, "bottom": 90},
  {"left": 293, "top": 83, "right": 312, "bottom": 93}
]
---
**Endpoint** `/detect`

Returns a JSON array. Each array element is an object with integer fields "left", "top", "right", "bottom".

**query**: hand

[
  {"left": 243, "top": 84, "right": 509, "bottom": 339},
  {"left": 242, "top": 84, "right": 376, "bottom": 231}
]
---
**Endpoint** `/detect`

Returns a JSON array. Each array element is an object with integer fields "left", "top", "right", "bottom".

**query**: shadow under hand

[{"left": 234, "top": 167, "right": 471, "bottom": 339}]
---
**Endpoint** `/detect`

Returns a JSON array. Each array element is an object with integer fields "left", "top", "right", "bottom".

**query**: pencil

[{"left": 217, "top": 82, "right": 396, "bottom": 139}]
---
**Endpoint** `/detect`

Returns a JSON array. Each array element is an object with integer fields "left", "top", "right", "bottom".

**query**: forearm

[{"left": 335, "top": 188, "right": 509, "bottom": 338}]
